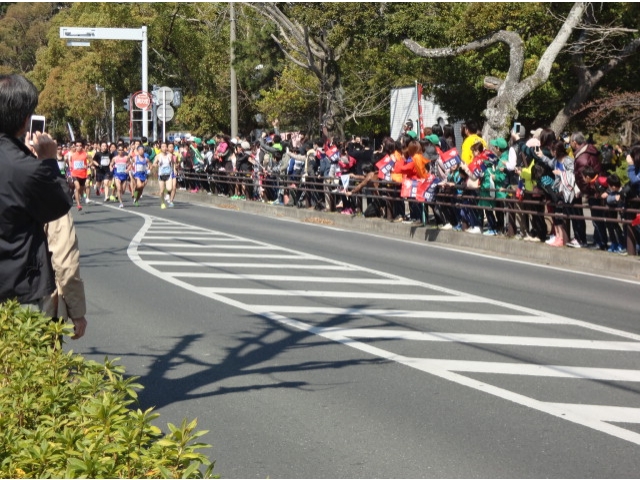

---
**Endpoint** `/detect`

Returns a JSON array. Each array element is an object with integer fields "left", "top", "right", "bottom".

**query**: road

[{"left": 69, "top": 196, "right": 640, "bottom": 478}]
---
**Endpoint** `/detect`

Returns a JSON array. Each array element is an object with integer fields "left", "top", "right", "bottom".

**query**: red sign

[{"left": 134, "top": 92, "right": 152, "bottom": 110}]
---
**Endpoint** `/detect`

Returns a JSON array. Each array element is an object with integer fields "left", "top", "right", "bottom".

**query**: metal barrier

[{"left": 176, "top": 169, "right": 640, "bottom": 256}]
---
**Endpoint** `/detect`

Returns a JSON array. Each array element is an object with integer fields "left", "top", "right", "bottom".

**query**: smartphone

[
  {"left": 512, "top": 122, "right": 521, "bottom": 134},
  {"left": 29, "top": 115, "right": 46, "bottom": 145}
]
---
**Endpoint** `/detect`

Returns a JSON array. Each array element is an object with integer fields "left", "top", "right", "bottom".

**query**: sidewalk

[{"left": 153, "top": 184, "right": 640, "bottom": 281}]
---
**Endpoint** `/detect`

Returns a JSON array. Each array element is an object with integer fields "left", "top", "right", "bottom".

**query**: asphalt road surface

[{"left": 68, "top": 196, "right": 640, "bottom": 478}]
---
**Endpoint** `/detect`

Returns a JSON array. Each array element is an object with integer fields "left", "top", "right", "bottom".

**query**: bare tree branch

[{"left": 403, "top": 2, "right": 588, "bottom": 137}]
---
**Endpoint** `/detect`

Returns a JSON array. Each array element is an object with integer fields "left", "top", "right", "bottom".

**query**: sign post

[
  {"left": 156, "top": 86, "right": 174, "bottom": 142},
  {"left": 60, "top": 26, "right": 149, "bottom": 138}
]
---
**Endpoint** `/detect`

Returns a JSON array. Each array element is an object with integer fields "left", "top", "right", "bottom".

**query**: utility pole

[{"left": 230, "top": 2, "right": 238, "bottom": 138}]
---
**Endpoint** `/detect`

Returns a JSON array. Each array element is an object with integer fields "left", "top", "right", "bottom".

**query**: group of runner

[{"left": 56, "top": 138, "right": 178, "bottom": 210}]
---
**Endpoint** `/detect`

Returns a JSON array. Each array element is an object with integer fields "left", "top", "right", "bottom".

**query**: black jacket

[{"left": 0, "top": 133, "right": 72, "bottom": 304}]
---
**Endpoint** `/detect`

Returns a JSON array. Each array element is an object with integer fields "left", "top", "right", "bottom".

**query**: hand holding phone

[
  {"left": 28, "top": 131, "right": 57, "bottom": 160},
  {"left": 29, "top": 115, "right": 46, "bottom": 146}
]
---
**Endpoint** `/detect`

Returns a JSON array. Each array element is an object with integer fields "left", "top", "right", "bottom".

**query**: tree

[
  {"left": 0, "top": 2, "right": 59, "bottom": 75},
  {"left": 250, "top": 3, "right": 394, "bottom": 139},
  {"left": 549, "top": 3, "right": 640, "bottom": 134},
  {"left": 404, "top": 2, "right": 588, "bottom": 139}
]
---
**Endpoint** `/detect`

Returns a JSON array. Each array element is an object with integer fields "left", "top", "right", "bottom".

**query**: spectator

[
  {"left": 601, "top": 173, "right": 626, "bottom": 254},
  {"left": 489, "top": 137, "right": 510, "bottom": 234},
  {"left": 460, "top": 120, "right": 487, "bottom": 165},
  {"left": 0, "top": 74, "right": 72, "bottom": 308},
  {"left": 42, "top": 212, "right": 87, "bottom": 340},
  {"left": 535, "top": 140, "right": 576, "bottom": 247},
  {"left": 570, "top": 132, "right": 601, "bottom": 248},
  {"left": 443, "top": 124, "right": 456, "bottom": 150}
]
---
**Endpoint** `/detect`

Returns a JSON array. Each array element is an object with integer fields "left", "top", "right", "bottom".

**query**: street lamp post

[{"left": 60, "top": 27, "right": 149, "bottom": 138}]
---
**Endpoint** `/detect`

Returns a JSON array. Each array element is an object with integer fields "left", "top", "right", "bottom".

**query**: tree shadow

[{"left": 84, "top": 307, "right": 389, "bottom": 411}]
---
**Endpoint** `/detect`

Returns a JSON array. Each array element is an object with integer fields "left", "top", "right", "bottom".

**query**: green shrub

[{"left": 0, "top": 300, "right": 216, "bottom": 479}]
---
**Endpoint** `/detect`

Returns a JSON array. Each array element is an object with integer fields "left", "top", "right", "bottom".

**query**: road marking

[
  {"left": 120, "top": 210, "right": 640, "bottom": 446},
  {"left": 543, "top": 403, "right": 640, "bottom": 423},
  {"left": 310, "top": 327, "right": 640, "bottom": 351},
  {"left": 142, "top": 236, "right": 247, "bottom": 240},
  {"left": 245, "top": 306, "right": 563, "bottom": 324},
  {"left": 146, "top": 261, "right": 354, "bottom": 270},
  {"left": 141, "top": 243, "right": 277, "bottom": 249},
  {"left": 199, "top": 288, "right": 480, "bottom": 301},
  {"left": 404, "top": 358, "right": 640, "bottom": 381},
  {"left": 166, "top": 273, "right": 414, "bottom": 284},
  {"left": 136, "top": 252, "right": 311, "bottom": 258}
]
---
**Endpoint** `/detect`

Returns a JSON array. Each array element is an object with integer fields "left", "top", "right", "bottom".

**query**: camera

[{"left": 29, "top": 115, "right": 46, "bottom": 146}]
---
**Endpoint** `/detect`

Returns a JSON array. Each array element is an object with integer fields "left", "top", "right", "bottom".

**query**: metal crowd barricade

[{"left": 177, "top": 169, "right": 639, "bottom": 256}]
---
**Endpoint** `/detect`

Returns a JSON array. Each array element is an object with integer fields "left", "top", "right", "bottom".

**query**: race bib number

[
  {"left": 136, "top": 163, "right": 145, "bottom": 172},
  {"left": 100, "top": 157, "right": 110, "bottom": 166},
  {"left": 160, "top": 165, "right": 171, "bottom": 175},
  {"left": 115, "top": 163, "right": 126, "bottom": 173},
  {"left": 73, "top": 160, "right": 85, "bottom": 170},
  {"left": 57, "top": 161, "right": 66, "bottom": 171}
]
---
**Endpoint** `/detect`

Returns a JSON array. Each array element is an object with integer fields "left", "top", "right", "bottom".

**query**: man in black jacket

[{"left": 0, "top": 74, "right": 72, "bottom": 307}]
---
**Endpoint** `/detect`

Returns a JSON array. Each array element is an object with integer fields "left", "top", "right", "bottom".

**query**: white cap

[{"left": 241, "top": 141, "right": 251, "bottom": 150}]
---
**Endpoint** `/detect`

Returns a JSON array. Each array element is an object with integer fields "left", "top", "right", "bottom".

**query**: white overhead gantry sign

[{"left": 60, "top": 27, "right": 149, "bottom": 138}]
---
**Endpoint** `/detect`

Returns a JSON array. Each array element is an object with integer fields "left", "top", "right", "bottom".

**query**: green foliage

[
  {"left": 0, "top": 2, "right": 58, "bottom": 75},
  {"left": 0, "top": 300, "right": 216, "bottom": 479}
]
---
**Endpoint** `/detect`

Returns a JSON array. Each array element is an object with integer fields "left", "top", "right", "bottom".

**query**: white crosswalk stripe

[{"left": 125, "top": 211, "right": 640, "bottom": 446}]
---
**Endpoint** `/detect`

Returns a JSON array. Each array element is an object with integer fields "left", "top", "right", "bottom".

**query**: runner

[
  {"left": 112, "top": 145, "right": 130, "bottom": 208},
  {"left": 69, "top": 140, "right": 90, "bottom": 211},
  {"left": 92, "top": 142, "right": 113, "bottom": 202},
  {"left": 132, "top": 145, "right": 151, "bottom": 206},
  {"left": 153, "top": 141, "right": 175, "bottom": 209}
]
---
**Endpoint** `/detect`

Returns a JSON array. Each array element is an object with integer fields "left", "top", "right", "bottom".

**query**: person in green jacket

[{"left": 492, "top": 138, "right": 510, "bottom": 234}]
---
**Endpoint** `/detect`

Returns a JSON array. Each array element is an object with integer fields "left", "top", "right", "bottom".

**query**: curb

[{"left": 151, "top": 182, "right": 640, "bottom": 281}]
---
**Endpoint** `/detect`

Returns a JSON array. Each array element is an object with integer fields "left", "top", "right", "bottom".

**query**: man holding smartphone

[{"left": 0, "top": 74, "right": 72, "bottom": 310}]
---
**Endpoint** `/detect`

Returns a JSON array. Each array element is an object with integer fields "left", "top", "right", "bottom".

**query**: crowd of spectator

[{"left": 108, "top": 121, "right": 640, "bottom": 256}]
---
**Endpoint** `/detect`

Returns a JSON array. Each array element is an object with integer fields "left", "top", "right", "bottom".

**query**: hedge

[{"left": 0, "top": 300, "right": 216, "bottom": 478}]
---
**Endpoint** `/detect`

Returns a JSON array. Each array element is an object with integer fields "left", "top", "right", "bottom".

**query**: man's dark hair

[
  {"left": 141, "top": 136, "right": 148, "bottom": 143},
  {"left": 464, "top": 120, "right": 479, "bottom": 134},
  {"left": 361, "top": 137, "right": 370, "bottom": 148},
  {"left": 0, "top": 74, "right": 39, "bottom": 136},
  {"left": 431, "top": 124, "right": 444, "bottom": 137}
]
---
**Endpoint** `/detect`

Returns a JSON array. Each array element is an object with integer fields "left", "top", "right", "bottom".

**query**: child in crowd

[{"left": 602, "top": 173, "right": 627, "bottom": 255}]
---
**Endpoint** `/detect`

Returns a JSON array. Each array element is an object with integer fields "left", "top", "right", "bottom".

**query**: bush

[{"left": 0, "top": 300, "right": 216, "bottom": 479}]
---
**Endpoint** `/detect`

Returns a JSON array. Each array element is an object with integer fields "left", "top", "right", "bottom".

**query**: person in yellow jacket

[{"left": 460, "top": 120, "right": 487, "bottom": 165}]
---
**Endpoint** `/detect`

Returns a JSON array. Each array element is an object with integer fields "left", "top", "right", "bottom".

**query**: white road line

[
  {"left": 404, "top": 358, "right": 640, "bottom": 382},
  {"left": 141, "top": 243, "right": 276, "bottom": 249},
  {"left": 317, "top": 327, "right": 640, "bottom": 351},
  {"left": 247, "top": 306, "right": 560, "bottom": 324},
  {"left": 200, "top": 288, "right": 479, "bottom": 301},
  {"left": 146, "top": 262, "right": 359, "bottom": 270},
  {"left": 144, "top": 231, "right": 223, "bottom": 236},
  {"left": 166, "top": 273, "right": 413, "bottom": 284},
  {"left": 136, "top": 252, "right": 310, "bottom": 258},
  {"left": 121, "top": 210, "right": 640, "bottom": 445},
  {"left": 543, "top": 403, "right": 640, "bottom": 424},
  {"left": 142, "top": 236, "right": 246, "bottom": 240}
]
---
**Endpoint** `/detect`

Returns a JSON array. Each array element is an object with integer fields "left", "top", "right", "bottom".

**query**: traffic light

[{"left": 123, "top": 97, "right": 130, "bottom": 111}]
